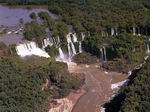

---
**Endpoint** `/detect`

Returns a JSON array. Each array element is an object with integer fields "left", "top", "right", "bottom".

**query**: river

[
  {"left": 0, "top": 5, "right": 58, "bottom": 26},
  {"left": 69, "top": 64, "right": 127, "bottom": 112}
]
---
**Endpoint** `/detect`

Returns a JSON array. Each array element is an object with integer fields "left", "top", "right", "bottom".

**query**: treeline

[
  {"left": 120, "top": 59, "right": 150, "bottom": 112},
  {"left": 2, "top": 0, "right": 150, "bottom": 35},
  {"left": 0, "top": 0, "right": 48, "bottom": 5},
  {"left": 82, "top": 33, "right": 146, "bottom": 71},
  {"left": 20, "top": 0, "right": 150, "bottom": 69},
  {"left": 0, "top": 57, "right": 82, "bottom": 112}
]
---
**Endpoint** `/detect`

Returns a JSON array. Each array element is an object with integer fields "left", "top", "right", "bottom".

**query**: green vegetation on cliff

[
  {"left": 120, "top": 59, "right": 150, "bottom": 112},
  {"left": 73, "top": 52, "right": 98, "bottom": 64},
  {"left": 104, "top": 59, "right": 150, "bottom": 112},
  {"left": 0, "top": 57, "right": 82, "bottom": 112}
]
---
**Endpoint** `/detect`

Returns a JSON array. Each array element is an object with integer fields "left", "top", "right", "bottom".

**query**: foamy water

[{"left": 16, "top": 41, "right": 50, "bottom": 58}]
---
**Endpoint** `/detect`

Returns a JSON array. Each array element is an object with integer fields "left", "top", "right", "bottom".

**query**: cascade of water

[
  {"left": 71, "top": 42, "right": 76, "bottom": 55},
  {"left": 68, "top": 43, "right": 72, "bottom": 58},
  {"left": 52, "top": 37, "right": 57, "bottom": 45},
  {"left": 72, "top": 33, "right": 78, "bottom": 42},
  {"left": 133, "top": 27, "right": 136, "bottom": 36},
  {"left": 49, "top": 36, "right": 53, "bottom": 45},
  {"left": 111, "top": 27, "right": 115, "bottom": 36},
  {"left": 79, "top": 41, "right": 82, "bottom": 53},
  {"left": 16, "top": 41, "right": 50, "bottom": 58},
  {"left": 57, "top": 36, "right": 61, "bottom": 44},
  {"left": 59, "top": 47, "right": 65, "bottom": 59},
  {"left": 147, "top": 44, "right": 150, "bottom": 53},
  {"left": 43, "top": 39, "right": 47, "bottom": 47},
  {"left": 115, "top": 27, "right": 118, "bottom": 35},
  {"left": 67, "top": 34, "right": 72, "bottom": 43},
  {"left": 100, "top": 48, "right": 103, "bottom": 61},
  {"left": 81, "top": 33, "right": 85, "bottom": 41},
  {"left": 103, "top": 47, "right": 107, "bottom": 62},
  {"left": 26, "top": 43, "right": 30, "bottom": 50},
  {"left": 67, "top": 33, "right": 77, "bottom": 56}
]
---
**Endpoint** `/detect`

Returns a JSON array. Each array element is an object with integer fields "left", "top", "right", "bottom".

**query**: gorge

[{"left": 0, "top": 1, "right": 150, "bottom": 112}]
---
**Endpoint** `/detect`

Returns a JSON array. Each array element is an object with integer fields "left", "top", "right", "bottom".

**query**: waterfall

[
  {"left": 100, "top": 48, "right": 103, "bottom": 61},
  {"left": 67, "top": 34, "right": 72, "bottom": 43},
  {"left": 72, "top": 33, "right": 78, "bottom": 42},
  {"left": 16, "top": 41, "right": 50, "bottom": 58},
  {"left": 59, "top": 47, "right": 65, "bottom": 59},
  {"left": 133, "top": 27, "right": 136, "bottom": 36},
  {"left": 115, "top": 27, "right": 118, "bottom": 35},
  {"left": 111, "top": 27, "right": 115, "bottom": 36},
  {"left": 68, "top": 43, "right": 72, "bottom": 58},
  {"left": 103, "top": 47, "right": 107, "bottom": 62},
  {"left": 79, "top": 41, "right": 82, "bottom": 53},
  {"left": 81, "top": 33, "right": 85, "bottom": 41},
  {"left": 43, "top": 38, "right": 53, "bottom": 48},
  {"left": 71, "top": 42, "right": 76, "bottom": 55},
  {"left": 58, "top": 36, "right": 60, "bottom": 44},
  {"left": 100, "top": 47, "right": 107, "bottom": 62},
  {"left": 147, "top": 44, "right": 150, "bottom": 53},
  {"left": 43, "top": 38, "right": 48, "bottom": 47},
  {"left": 67, "top": 33, "right": 77, "bottom": 57}
]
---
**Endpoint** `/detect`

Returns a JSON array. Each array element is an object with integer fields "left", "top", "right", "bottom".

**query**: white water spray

[
  {"left": 133, "top": 27, "right": 136, "bottom": 36},
  {"left": 103, "top": 47, "right": 107, "bottom": 62},
  {"left": 67, "top": 33, "right": 77, "bottom": 57},
  {"left": 147, "top": 44, "right": 150, "bottom": 53},
  {"left": 81, "top": 33, "right": 85, "bottom": 41},
  {"left": 79, "top": 41, "right": 82, "bottom": 53},
  {"left": 68, "top": 43, "right": 72, "bottom": 58},
  {"left": 100, "top": 47, "right": 107, "bottom": 62},
  {"left": 16, "top": 41, "right": 50, "bottom": 58},
  {"left": 111, "top": 27, "right": 115, "bottom": 36},
  {"left": 100, "top": 48, "right": 103, "bottom": 61},
  {"left": 43, "top": 38, "right": 54, "bottom": 48},
  {"left": 71, "top": 42, "right": 76, "bottom": 55},
  {"left": 72, "top": 33, "right": 78, "bottom": 42},
  {"left": 59, "top": 47, "right": 65, "bottom": 59}
]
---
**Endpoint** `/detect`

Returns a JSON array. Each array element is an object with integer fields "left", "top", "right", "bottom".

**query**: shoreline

[
  {"left": 0, "top": 4, "right": 48, "bottom": 9},
  {"left": 48, "top": 86, "right": 86, "bottom": 112},
  {"left": 71, "top": 63, "right": 127, "bottom": 112}
]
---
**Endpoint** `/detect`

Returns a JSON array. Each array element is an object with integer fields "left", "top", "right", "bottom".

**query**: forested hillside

[
  {"left": 0, "top": 1, "right": 150, "bottom": 111},
  {"left": 104, "top": 59, "right": 150, "bottom": 112},
  {"left": 5, "top": 0, "right": 148, "bottom": 71},
  {"left": 120, "top": 59, "right": 150, "bottom": 112},
  {"left": 0, "top": 57, "right": 82, "bottom": 112}
]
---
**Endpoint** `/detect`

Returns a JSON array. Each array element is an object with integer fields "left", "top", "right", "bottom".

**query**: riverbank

[
  {"left": 70, "top": 63, "right": 127, "bottom": 112},
  {"left": 1, "top": 4, "right": 48, "bottom": 9},
  {"left": 48, "top": 87, "right": 86, "bottom": 112},
  {"left": 102, "top": 56, "right": 149, "bottom": 112},
  {"left": 46, "top": 63, "right": 127, "bottom": 112}
]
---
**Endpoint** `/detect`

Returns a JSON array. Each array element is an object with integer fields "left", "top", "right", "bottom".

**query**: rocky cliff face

[
  {"left": 49, "top": 98, "right": 73, "bottom": 112},
  {"left": 48, "top": 89, "right": 85, "bottom": 112}
]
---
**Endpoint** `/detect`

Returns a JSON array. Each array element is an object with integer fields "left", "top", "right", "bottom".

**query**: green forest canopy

[
  {"left": 104, "top": 58, "right": 150, "bottom": 112},
  {"left": 0, "top": 1, "right": 150, "bottom": 111},
  {"left": 0, "top": 57, "right": 82, "bottom": 112}
]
